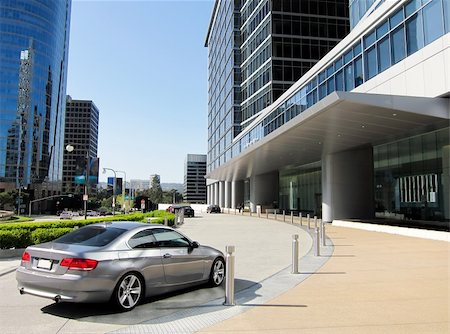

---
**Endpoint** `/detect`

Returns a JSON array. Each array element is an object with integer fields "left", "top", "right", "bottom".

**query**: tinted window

[
  {"left": 55, "top": 226, "right": 126, "bottom": 247},
  {"left": 128, "top": 230, "right": 158, "bottom": 249},
  {"left": 391, "top": 26, "right": 406, "bottom": 64},
  {"left": 422, "top": 0, "right": 443, "bottom": 45},
  {"left": 153, "top": 229, "right": 191, "bottom": 248}
]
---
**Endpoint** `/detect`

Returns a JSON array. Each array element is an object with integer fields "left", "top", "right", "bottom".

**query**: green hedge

[{"left": 0, "top": 210, "right": 175, "bottom": 249}]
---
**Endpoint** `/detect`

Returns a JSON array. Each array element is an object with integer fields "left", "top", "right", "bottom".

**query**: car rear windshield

[{"left": 54, "top": 226, "right": 127, "bottom": 247}]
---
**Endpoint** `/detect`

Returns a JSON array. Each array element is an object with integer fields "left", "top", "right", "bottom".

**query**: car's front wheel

[
  {"left": 113, "top": 272, "right": 144, "bottom": 311},
  {"left": 209, "top": 257, "right": 225, "bottom": 287}
]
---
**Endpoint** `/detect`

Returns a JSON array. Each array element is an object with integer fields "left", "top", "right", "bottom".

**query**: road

[{"left": 0, "top": 213, "right": 312, "bottom": 334}]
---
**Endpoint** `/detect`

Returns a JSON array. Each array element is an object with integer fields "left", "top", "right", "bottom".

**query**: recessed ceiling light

[
  {"left": 392, "top": 113, "right": 397, "bottom": 116},
  {"left": 361, "top": 125, "right": 365, "bottom": 128}
]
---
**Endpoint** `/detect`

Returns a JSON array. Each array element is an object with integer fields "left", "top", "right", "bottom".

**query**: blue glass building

[{"left": 0, "top": 0, "right": 71, "bottom": 198}]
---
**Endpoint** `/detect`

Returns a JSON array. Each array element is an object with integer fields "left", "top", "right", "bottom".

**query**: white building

[{"left": 206, "top": 0, "right": 450, "bottom": 224}]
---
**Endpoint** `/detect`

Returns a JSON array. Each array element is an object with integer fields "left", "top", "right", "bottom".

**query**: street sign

[{"left": 83, "top": 195, "right": 88, "bottom": 201}]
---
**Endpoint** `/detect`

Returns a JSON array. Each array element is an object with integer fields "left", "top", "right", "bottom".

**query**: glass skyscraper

[{"left": 0, "top": 0, "right": 71, "bottom": 197}]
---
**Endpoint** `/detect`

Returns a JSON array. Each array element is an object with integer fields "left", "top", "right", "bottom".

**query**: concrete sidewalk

[{"left": 198, "top": 223, "right": 450, "bottom": 333}]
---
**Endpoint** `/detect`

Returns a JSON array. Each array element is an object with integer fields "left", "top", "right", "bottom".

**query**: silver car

[{"left": 16, "top": 222, "right": 225, "bottom": 311}]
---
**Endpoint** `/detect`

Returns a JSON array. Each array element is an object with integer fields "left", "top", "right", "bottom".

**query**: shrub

[
  {"left": 0, "top": 210, "right": 175, "bottom": 249},
  {"left": 0, "top": 229, "right": 31, "bottom": 249}
]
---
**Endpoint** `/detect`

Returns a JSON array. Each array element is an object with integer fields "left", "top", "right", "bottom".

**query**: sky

[{"left": 66, "top": 0, "right": 214, "bottom": 184}]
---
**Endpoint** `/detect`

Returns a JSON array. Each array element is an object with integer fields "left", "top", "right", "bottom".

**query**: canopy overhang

[{"left": 207, "top": 92, "right": 449, "bottom": 181}]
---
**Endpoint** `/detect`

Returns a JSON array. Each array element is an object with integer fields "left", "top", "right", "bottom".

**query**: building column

[
  {"left": 218, "top": 181, "right": 225, "bottom": 207},
  {"left": 207, "top": 185, "right": 211, "bottom": 205},
  {"left": 231, "top": 180, "right": 244, "bottom": 209},
  {"left": 214, "top": 182, "right": 219, "bottom": 205},
  {"left": 224, "top": 181, "right": 231, "bottom": 208},
  {"left": 322, "top": 145, "right": 374, "bottom": 222},
  {"left": 442, "top": 145, "right": 449, "bottom": 220},
  {"left": 249, "top": 171, "right": 279, "bottom": 213}
]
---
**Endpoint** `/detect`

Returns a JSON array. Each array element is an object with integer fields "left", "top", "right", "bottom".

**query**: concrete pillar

[
  {"left": 214, "top": 182, "right": 219, "bottom": 205},
  {"left": 231, "top": 180, "right": 244, "bottom": 209},
  {"left": 442, "top": 145, "right": 450, "bottom": 220},
  {"left": 224, "top": 181, "right": 231, "bottom": 208},
  {"left": 250, "top": 171, "right": 279, "bottom": 213},
  {"left": 218, "top": 181, "right": 225, "bottom": 207},
  {"left": 322, "top": 145, "right": 374, "bottom": 222},
  {"left": 207, "top": 185, "right": 212, "bottom": 205}
]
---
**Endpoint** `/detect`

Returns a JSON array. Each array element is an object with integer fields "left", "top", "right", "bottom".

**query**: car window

[
  {"left": 128, "top": 230, "right": 158, "bottom": 249},
  {"left": 55, "top": 226, "right": 126, "bottom": 247},
  {"left": 152, "top": 228, "right": 191, "bottom": 248}
]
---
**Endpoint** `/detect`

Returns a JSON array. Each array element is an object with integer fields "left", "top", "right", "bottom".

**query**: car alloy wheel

[
  {"left": 115, "top": 273, "right": 143, "bottom": 311},
  {"left": 209, "top": 258, "right": 225, "bottom": 287}
]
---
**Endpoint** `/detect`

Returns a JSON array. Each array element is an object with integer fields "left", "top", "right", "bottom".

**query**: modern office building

[
  {"left": 0, "top": 0, "right": 72, "bottom": 200},
  {"left": 206, "top": 0, "right": 450, "bottom": 224},
  {"left": 205, "top": 0, "right": 349, "bottom": 194},
  {"left": 62, "top": 97, "right": 99, "bottom": 194},
  {"left": 184, "top": 154, "right": 207, "bottom": 203}
]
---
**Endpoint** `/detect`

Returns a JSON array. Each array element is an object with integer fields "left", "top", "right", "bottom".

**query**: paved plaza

[{"left": 0, "top": 212, "right": 448, "bottom": 333}]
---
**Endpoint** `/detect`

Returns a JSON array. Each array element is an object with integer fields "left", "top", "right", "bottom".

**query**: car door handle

[{"left": 163, "top": 253, "right": 172, "bottom": 258}]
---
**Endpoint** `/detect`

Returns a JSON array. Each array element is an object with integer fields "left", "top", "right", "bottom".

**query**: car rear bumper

[{"left": 16, "top": 267, "right": 114, "bottom": 303}]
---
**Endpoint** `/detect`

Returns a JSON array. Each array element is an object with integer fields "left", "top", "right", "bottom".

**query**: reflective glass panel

[
  {"left": 378, "top": 36, "right": 391, "bottom": 72},
  {"left": 422, "top": 0, "right": 444, "bottom": 45},
  {"left": 354, "top": 56, "right": 363, "bottom": 87},
  {"left": 406, "top": 12, "right": 424, "bottom": 55},
  {"left": 391, "top": 26, "right": 406, "bottom": 64},
  {"left": 365, "top": 46, "right": 378, "bottom": 79},
  {"left": 390, "top": 8, "right": 404, "bottom": 28}
]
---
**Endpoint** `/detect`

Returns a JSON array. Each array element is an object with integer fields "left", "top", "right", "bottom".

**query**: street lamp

[
  {"left": 66, "top": 144, "right": 89, "bottom": 219},
  {"left": 103, "top": 167, "right": 117, "bottom": 215},
  {"left": 116, "top": 170, "right": 127, "bottom": 213}
]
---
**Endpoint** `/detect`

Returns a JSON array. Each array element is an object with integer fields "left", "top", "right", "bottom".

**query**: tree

[
  {"left": 0, "top": 191, "right": 15, "bottom": 210},
  {"left": 148, "top": 175, "right": 163, "bottom": 204}
]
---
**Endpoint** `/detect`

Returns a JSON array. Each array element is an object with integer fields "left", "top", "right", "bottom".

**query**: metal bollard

[
  {"left": 241, "top": 207, "right": 244, "bottom": 215},
  {"left": 292, "top": 235, "right": 299, "bottom": 274},
  {"left": 314, "top": 216, "right": 317, "bottom": 229},
  {"left": 224, "top": 245, "right": 235, "bottom": 306},
  {"left": 250, "top": 209, "right": 252, "bottom": 217},
  {"left": 307, "top": 214, "right": 311, "bottom": 229},
  {"left": 274, "top": 210, "right": 277, "bottom": 220},
  {"left": 321, "top": 221, "right": 326, "bottom": 246},
  {"left": 266, "top": 210, "right": 269, "bottom": 219},
  {"left": 283, "top": 210, "right": 285, "bottom": 222},
  {"left": 314, "top": 227, "right": 320, "bottom": 256},
  {"left": 299, "top": 212, "right": 302, "bottom": 226},
  {"left": 291, "top": 211, "right": 294, "bottom": 224},
  {"left": 164, "top": 217, "right": 168, "bottom": 226},
  {"left": 234, "top": 208, "right": 236, "bottom": 215}
]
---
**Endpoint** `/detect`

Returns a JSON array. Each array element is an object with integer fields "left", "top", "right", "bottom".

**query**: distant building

[
  {"left": 130, "top": 179, "right": 150, "bottom": 191},
  {"left": 149, "top": 174, "right": 161, "bottom": 188},
  {"left": 184, "top": 154, "right": 207, "bottom": 203},
  {"left": 62, "top": 96, "right": 99, "bottom": 194}
]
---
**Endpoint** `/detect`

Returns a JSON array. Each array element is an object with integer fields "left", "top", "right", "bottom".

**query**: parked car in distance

[
  {"left": 166, "top": 204, "right": 194, "bottom": 217},
  {"left": 16, "top": 222, "right": 225, "bottom": 311},
  {"left": 207, "top": 205, "right": 221, "bottom": 213},
  {"left": 59, "top": 211, "right": 72, "bottom": 219},
  {"left": 86, "top": 210, "right": 99, "bottom": 217}
]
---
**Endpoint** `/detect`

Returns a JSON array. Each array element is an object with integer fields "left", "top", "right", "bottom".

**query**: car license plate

[{"left": 37, "top": 259, "right": 52, "bottom": 270}]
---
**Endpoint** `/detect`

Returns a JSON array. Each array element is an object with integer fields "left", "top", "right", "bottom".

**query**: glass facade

[
  {"left": 278, "top": 128, "right": 449, "bottom": 222},
  {"left": 349, "top": 0, "right": 385, "bottom": 29},
  {"left": 232, "top": 0, "right": 449, "bottom": 158},
  {"left": 374, "top": 128, "right": 449, "bottom": 221},
  {"left": 206, "top": 0, "right": 241, "bottom": 173},
  {"left": 0, "top": 0, "right": 71, "bottom": 192}
]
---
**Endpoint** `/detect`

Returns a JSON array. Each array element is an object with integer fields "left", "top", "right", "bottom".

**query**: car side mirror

[{"left": 191, "top": 241, "right": 200, "bottom": 248}]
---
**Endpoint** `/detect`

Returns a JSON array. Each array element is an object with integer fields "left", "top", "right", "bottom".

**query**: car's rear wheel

[
  {"left": 113, "top": 272, "right": 144, "bottom": 311},
  {"left": 209, "top": 257, "right": 225, "bottom": 287}
]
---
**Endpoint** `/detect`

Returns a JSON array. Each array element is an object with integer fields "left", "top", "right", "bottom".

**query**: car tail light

[
  {"left": 21, "top": 251, "right": 30, "bottom": 262},
  {"left": 60, "top": 258, "right": 98, "bottom": 271}
]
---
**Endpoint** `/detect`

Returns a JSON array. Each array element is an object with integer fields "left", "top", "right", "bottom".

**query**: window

[
  {"left": 391, "top": 26, "right": 406, "bottom": 64},
  {"left": 378, "top": 36, "right": 391, "bottom": 72},
  {"left": 365, "top": 46, "right": 377, "bottom": 79},
  {"left": 153, "top": 229, "right": 191, "bottom": 247},
  {"left": 344, "top": 63, "right": 354, "bottom": 90},
  {"left": 354, "top": 56, "right": 363, "bottom": 87},
  {"left": 406, "top": 13, "right": 423, "bottom": 55},
  {"left": 422, "top": 0, "right": 444, "bottom": 45},
  {"left": 55, "top": 226, "right": 126, "bottom": 247},
  {"left": 128, "top": 230, "right": 158, "bottom": 249},
  {"left": 444, "top": 0, "right": 450, "bottom": 33}
]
